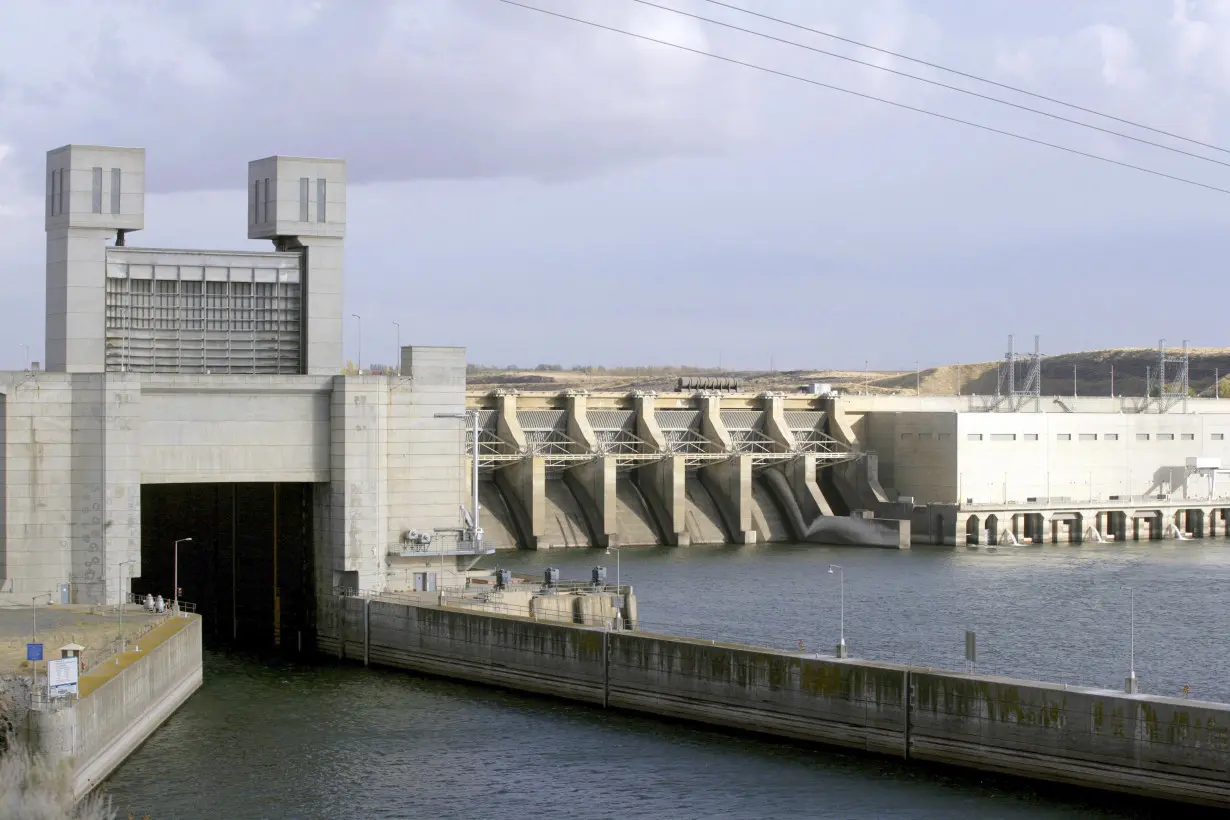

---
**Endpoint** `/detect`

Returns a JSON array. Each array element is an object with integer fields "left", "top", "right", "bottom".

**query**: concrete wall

[
  {"left": 27, "top": 616, "right": 203, "bottom": 800},
  {"left": 139, "top": 377, "right": 331, "bottom": 484},
  {"left": 836, "top": 395, "right": 1230, "bottom": 507},
  {"left": 957, "top": 411, "right": 1230, "bottom": 504},
  {"left": 333, "top": 600, "right": 1230, "bottom": 809}
]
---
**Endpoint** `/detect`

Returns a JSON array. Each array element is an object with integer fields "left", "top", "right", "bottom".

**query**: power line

[
  {"left": 701, "top": 0, "right": 1230, "bottom": 157},
  {"left": 495, "top": 0, "right": 1230, "bottom": 197},
  {"left": 630, "top": 0, "right": 1230, "bottom": 171}
]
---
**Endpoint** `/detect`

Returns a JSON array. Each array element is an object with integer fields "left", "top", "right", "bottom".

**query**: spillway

[
  {"left": 542, "top": 478, "right": 594, "bottom": 548},
  {"left": 750, "top": 476, "right": 794, "bottom": 542},
  {"left": 615, "top": 477, "right": 663, "bottom": 546},
  {"left": 684, "top": 476, "right": 729, "bottom": 545},
  {"left": 478, "top": 481, "right": 520, "bottom": 550}
]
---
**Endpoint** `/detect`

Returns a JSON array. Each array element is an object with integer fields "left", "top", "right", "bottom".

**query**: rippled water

[{"left": 104, "top": 542, "right": 1230, "bottom": 819}]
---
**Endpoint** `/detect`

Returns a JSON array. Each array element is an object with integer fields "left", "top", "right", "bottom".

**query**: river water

[{"left": 104, "top": 542, "right": 1230, "bottom": 819}]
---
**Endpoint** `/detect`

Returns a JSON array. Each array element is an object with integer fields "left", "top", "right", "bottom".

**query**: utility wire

[
  {"left": 495, "top": 0, "right": 1230, "bottom": 197},
  {"left": 701, "top": 0, "right": 1230, "bottom": 157},
  {"left": 631, "top": 0, "right": 1230, "bottom": 171}
]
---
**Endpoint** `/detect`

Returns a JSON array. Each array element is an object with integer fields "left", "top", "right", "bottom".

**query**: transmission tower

[{"left": 1157, "top": 339, "right": 1190, "bottom": 413}]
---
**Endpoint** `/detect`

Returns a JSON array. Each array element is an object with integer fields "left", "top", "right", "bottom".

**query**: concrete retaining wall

[
  {"left": 332, "top": 599, "right": 1230, "bottom": 808},
  {"left": 26, "top": 616, "right": 203, "bottom": 800}
]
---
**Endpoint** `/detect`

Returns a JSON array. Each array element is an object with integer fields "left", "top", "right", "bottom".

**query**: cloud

[{"left": 0, "top": 0, "right": 943, "bottom": 194}]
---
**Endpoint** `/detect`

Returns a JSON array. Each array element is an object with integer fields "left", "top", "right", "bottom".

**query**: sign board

[
  {"left": 964, "top": 631, "right": 976, "bottom": 664},
  {"left": 47, "top": 657, "right": 79, "bottom": 696},
  {"left": 26, "top": 643, "right": 43, "bottom": 662}
]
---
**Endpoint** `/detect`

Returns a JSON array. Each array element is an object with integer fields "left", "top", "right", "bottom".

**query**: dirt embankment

[{"left": 467, "top": 348, "right": 1230, "bottom": 398}]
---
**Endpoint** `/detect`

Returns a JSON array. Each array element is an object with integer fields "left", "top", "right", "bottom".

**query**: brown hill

[{"left": 467, "top": 349, "right": 1230, "bottom": 397}]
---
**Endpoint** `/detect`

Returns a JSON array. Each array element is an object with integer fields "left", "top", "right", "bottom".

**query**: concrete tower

[
  {"left": 248, "top": 156, "right": 345, "bottom": 375},
  {"left": 45, "top": 145, "right": 145, "bottom": 372}
]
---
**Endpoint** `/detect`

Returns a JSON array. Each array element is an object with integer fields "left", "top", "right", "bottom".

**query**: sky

[{"left": 2, "top": 0, "right": 1230, "bottom": 372}]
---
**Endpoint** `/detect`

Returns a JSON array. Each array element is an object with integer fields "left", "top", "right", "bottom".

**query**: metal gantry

[{"left": 1157, "top": 339, "right": 1190, "bottom": 413}]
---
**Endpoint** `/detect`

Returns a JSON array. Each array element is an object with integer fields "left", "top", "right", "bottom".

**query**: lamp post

[
  {"left": 827, "top": 564, "right": 847, "bottom": 657},
  {"left": 32, "top": 592, "right": 51, "bottom": 695},
  {"left": 605, "top": 545, "right": 620, "bottom": 592},
  {"left": 352, "top": 313, "right": 362, "bottom": 374},
  {"left": 118, "top": 559, "right": 135, "bottom": 654},
  {"left": 435, "top": 410, "right": 481, "bottom": 547},
  {"left": 173, "top": 538, "right": 192, "bottom": 616},
  {"left": 393, "top": 321, "right": 401, "bottom": 376},
  {"left": 1125, "top": 585, "right": 1138, "bottom": 693}
]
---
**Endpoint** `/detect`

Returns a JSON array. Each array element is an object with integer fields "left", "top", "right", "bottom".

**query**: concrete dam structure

[{"left": 466, "top": 391, "right": 913, "bottom": 550}]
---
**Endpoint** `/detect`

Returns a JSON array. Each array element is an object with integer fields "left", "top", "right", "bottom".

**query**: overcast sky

[{"left": 3, "top": 0, "right": 1230, "bottom": 371}]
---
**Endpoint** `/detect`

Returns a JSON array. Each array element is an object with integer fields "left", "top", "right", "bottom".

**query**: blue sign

[{"left": 27, "top": 643, "right": 43, "bottom": 662}]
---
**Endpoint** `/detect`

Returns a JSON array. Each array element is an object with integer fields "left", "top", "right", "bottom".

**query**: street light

[
  {"left": 118, "top": 559, "right": 135, "bottom": 654},
  {"left": 1125, "top": 585, "right": 1138, "bottom": 694},
  {"left": 173, "top": 538, "right": 192, "bottom": 616},
  {"left": 392, "top": 320, "right": 401, "bottom": 375},
  {"left": 32, "top": 592, "right": 51, "bottom": 695},
  {"left": 435, "top": 411, "right": 481, "bottom": 548},
  {"left": 604, "top": 545, "right": 621, "bottom": 592},
  {"left": 827, "top": 564, "right": 847, "bottom": 657},
  {"left": 352, "top": 314, "right": 362, "bottom": 375}
]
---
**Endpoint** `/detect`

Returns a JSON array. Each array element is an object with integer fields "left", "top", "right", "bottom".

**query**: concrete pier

[{"left": 325, "top": 596, "right": 1230, "bottom": 809}]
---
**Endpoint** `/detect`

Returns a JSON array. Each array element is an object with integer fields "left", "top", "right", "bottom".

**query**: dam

[
  {"left": 468, "top": 388, "right": 1230, "bottom": 552},
  {"left": 5, "top": 143, "right": 1230, "bottom": 648}
]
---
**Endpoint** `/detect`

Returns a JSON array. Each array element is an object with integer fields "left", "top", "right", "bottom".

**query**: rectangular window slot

[
  {"left": 1136, "top": 433, "right": 1150, "bottom": 441},
  {"left": 966, "top": 433, "right": 983, "bottom": 441},
  {"left": 990, "top": 433, "right": 1015, "bottom": 442},
  {"left": 900, "top": 433, "right": 912, "bottom": 440},
  {"left": 110, "top": 168, "right": 121, "bottom": 214},
  {"left": 252, "top": 180, "right": 260, "bottom": 224},
  {"left": 91, "top": 167, "right": 103, "bottom": 213},
  {"left": 1057, "top": 433, "right": 1072, "bottom": 441},
  {"left": 1104, "top": 433, "right": 1119, "bottom": 441},
  {"left": 1024, "top": 433, "right": 1039, "bottom": 441},
  {"left": 317, "top": 178, "right": 326, "bottom": 222},
  {"left": 1078, "top": 434, "right": 1097, "bottom": 441},
  {"left": 299, "top": 177, "right": 309, "bottom": 222},
  {"left": 1182, "top": 433, "right": 1195, "bottom": 440},
  {"left": 917, "top": 432, "right": 933, "bottom": 440},
  {"left": 1213, "top": 433, "right": 1225, "bottom": 441},
  {"left": 1158, "top": 433, "right": 1175, "bottom": 441},
  {"left": 263, "top": 178, "right": 271, "bottom": 224},
  {"left": 937, "top": 432, "right": 951, "bottom": 440}
]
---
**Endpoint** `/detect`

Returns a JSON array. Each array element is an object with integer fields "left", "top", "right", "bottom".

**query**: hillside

[{"left": 467, "top": 348, "right": 1230, "bottom": 398}]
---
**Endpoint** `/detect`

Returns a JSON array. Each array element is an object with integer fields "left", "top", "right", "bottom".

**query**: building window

[
  {"left": 1213, "top": 433, "right": 1225, "bottom": 441},
  {"left": 317, "top": 178, "right": 327, "bottom": 222},
  {"left": 917, "top": 432, "right": 933, "bottom": 440},
  {"left": 990, "top": 433, "right": 1015, "bottom": 442},
  {"left": 51, "top": 169, "right": 62, "bottom": 215},
  {"left": 966, "top": 433, "right": 982, "bottom": 441},
  {"left": 299, "top": 177, "right": 310, "bottom": 222},
  {"left": 1057, "top": 433, "right": 1072, "bottom": 441},
  {"left": 937, "top": 433, "right": 951, "bottom": 440},
  {"left": 900, "top": 432, "right": 912, "bottom": 440},
  {"left": 1136, "top": 433, "right": 1150, "bottom": 441},
  {"left": 1182, "top": 433, "right": 1195, "bottom": 441},
  {"left": 110, "top": 168, "right": 121, "bottom": 214},
  {"left": 1078, "top": 433, "right": 1097, "bottom": 441},
  {"left": 91, "top": 167, "right": 103, "bottom": 213},
  {"left": 1158, "top": 433, "right": 1174, "bottom": 441},
  {"left": 252, "top": 180, "right": 260, "bottom": 224},
  {"left": 1104, "top": 433, "right": 1119, "bottom": 441},
  {"left": 263, "top": 178, "right": 271, "bottom": 224},
  {"left": 1024, "top": 433, "right": 1039, "bottom": 441}
]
